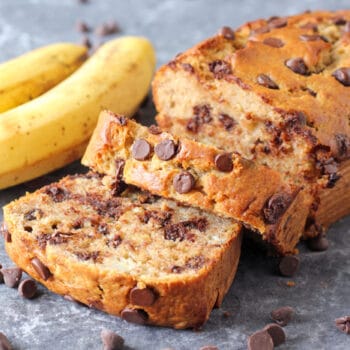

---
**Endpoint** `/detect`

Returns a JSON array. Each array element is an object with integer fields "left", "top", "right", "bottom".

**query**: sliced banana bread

[
  {"left": 153, "top": 10, "right": 350, "bottom": 234},
  {"left": 82, "top": 111, "right": 311, "bottom": 254},
  {"left": 2, "top": 173, "right": 241, "bottom": 329}
]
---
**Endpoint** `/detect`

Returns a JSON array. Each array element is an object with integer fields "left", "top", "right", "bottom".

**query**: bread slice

[
  {"left": 2, "top": 173, "right": 241, "bottom": 329},
  {"left": 153, "top": 10, "right": 350, "bottom": 234},
  {"left": 82, "top": 111, "right": 311, "bottom": 254}
]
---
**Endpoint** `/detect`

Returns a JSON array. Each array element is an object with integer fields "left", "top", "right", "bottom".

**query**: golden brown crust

[
  {"left": 82, "top": 111, "right": 312, "bottom": 254},
  {"left": 3, "top": 174, "right": 241, "bottom": 329}
]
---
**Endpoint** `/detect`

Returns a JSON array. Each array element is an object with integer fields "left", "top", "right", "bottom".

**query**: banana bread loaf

[
  {"left": 82, "top": 111, "right": 311, "bottom": 254},
  {"left": 153, "top": 10, "right": 350, "bottom": 235},
  {"left": 2, "top": 173, "right": 241, "bottom": 329}
]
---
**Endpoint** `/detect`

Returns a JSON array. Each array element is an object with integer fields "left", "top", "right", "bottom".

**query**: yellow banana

[
  {"left": 0, "top": 43, "right": 88, "bottom": 113},
  {"left": 0, "top": 36, "right": 156, "bottom": 189}
]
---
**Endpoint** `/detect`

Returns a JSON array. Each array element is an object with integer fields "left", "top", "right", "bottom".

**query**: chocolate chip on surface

[
  {"left": 132, "top": 139, "right": 152, "bottom": 161},
  {"left": 335, "top": 134, "right": 350, "bottom": 160},
  {"left": 155, "top": 139, "right": 177, "bottom": 160},
  {"left": 214, "top": 153, "right": 233, "bottom": 172},
  {"left": 0, "top": 332, "right": 12, "bottom": 350},
  {"left": 332, "top": 67, "right": 350, "bottom": 86},
  {"left": 263, "top": 323, "right": 286, "bottom": 346},
  {"left": 333, "top": 17, "right": 347, "bottom": 25},
  {"left": 76, "top": 20, "right": 90, "bottom": 33},
  {"left": 18, "top": 278, "right": 37, "bottom": 299},
  {"left": 0, "top": 222, "right": 11, "bottom": 243},
  {"left": 130, "top": 286, "right": 157, "bottom": 306},
  {"left": 31, "top": 258, "right": 52, "bottom": 280},
  {"left": 218, "top": 26, "right": 235, "bottom": 40},
  {"left": 218, "top": 113, "right": 236, "bottom": 131},
  {"left": 95, "top": 21, "right": 120, "bottom": 36},
  {"left": 307, "top": 233, "right": 329, "bottom": 251},
  {"left": 208, "top": 59, "right": 232, "bottom": 79},
  {"left": 1, "top": 267, "right": 22, "bottom": 288},
  {"left": 121, "top": 308, "right": 148, "bottom": 325},
  {"left": 101, "top": 329, "right": 125, "bottom": 350},
  {"left": 263, "top": 37, "right": 284, "bottom": 48},
  {"left": 173, "top": 171, "right": 195, "bottom": 194},
  {"left": 81, "top": 36, "right": 92, "bottom": 49},
  {"left": 335, "top": 316, "right": 350, "bottom": 334},
  {"left": 279, "top": 255, "right": 300, "bottom": 277},
  {"left": 268, "top": 17, "right": 287, "bottom": 29},
  {"left": 299, "top": 34, "right": 326, "bottom": 42},
  {"left": 285, "top": 57, "right": 309, "bottom": 75},
  {"left": 263, "top": 192, "right": 292, "bottom": 224},
  {"left": 182, "top": 63, "right": 195, "bottom": 73},
  {"left": 257, "top": 74, "right": 279, "bottom": 89},
  {"left": 248, "top": 330, "right": 274, "bottom": 350},
  {"left": 271, "top": 306, "right": 295, "bottom": 326},
  {"left": 148, "top": 125, "right": 162, "bottom": 135}
]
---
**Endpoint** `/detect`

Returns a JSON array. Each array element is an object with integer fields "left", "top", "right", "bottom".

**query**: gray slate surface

[{"left": 0, "top": 0, "right": 350, "bottom": 349}]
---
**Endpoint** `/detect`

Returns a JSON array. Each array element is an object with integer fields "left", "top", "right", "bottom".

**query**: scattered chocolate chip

[
  {"left": 0, "top": 222, "right": 11, "bottom": 243},
  {"left": 335, "top": 134, "right": 350, "bottom": 160},
  {"left": 262, "top": 37, "right": 284, "bottom": 48},
  {"left": 248, "top": 330, "right": 274, "bottom": 350},
  {"left": 193, "top": 104, "right": 212, "bottom": 123},
  {"left": 76, "top": 20, "right": 90, "bottom": 33},
  {"left": 307, "top": 233, "right": 329, "bottom": 251},
  {"left": 299, "top": 34, "right": 327, "bottom": 42},
  {"left": 101, "top": 329, "right": 125, "bottom": 350},
  {"left": 332, "top": 17, "right": 347, "bottom": 25},
  {"left": 268, "top": 17, "right": 287, "bottom": 29},
  {"left": 132, "top": 139, "right": 152, "bottom": 161},
  {"left": 95, "top": 20, "right": 120, "bottom": 36},
  {"left": 279, "top": 255, "right": 300, "bottom": 277},
  {"left": 0, "top": 332, "right": 12, "bottom": 350},
  {"left": 218, "top": 113, "right": 236, "bottom": 131},
  {"left": 121, "top": 308, "right": 148, "bottom": 325},
  {"left": 75, "top": 251, "right": 99, "bottom": 262},
  {"left": 186, "top": 117, "right": 200, "bottom": 133},
  {"left": 44, "top": 186, "right": 69, "bottom": 202},
  {"left": 182, "top": 63, "right": 195, "bottom": 73},
  {"left": 200, "top": 346, "right": 219, "bottom": 350},
  {"left": 332, "top": 67, "right": 350, "bottom": 86},
  {"left": 263, "top": 192, "right": 292, "bottom": 224},
  {"left": 263, "top": 323, "right": 286, "bottom": 346},
  {"left": 1, "top": 268, "right": 22, "bottom": 288},
  {"left": 335, "top": 316, "right": 350, "bottom": 334},
  {"left": 327, "top": 172, "right": 341, "bottom": 188},
  {"left": 257, "top": 74, "right": 279, "bottom": 89},
  {"left": 115, "top": 158, "right": 125, "bottom": 181},
  {"left": 252, "top": 26, "right": 270, "bottom": 35},
  {"left": 18, "top": 278, "right": 37, "bottom": 299},
  {"left": 285, "top": 57, "right": 309, "bottom": 75},
  {"left": 164, "top": 223, "right": 187, "bottom": 241},
  {"left": 81, "top": 36, "right": 92, "bottom": 49},
  {"left": 148, "top": 125, "right": 162, "bottom": 135},
  {"left": 106, "top": 234, "right": 122, "bottom": 249},
  {"left": 31, "top": 258, "right": 51, "bottom": 280},
  {"left": 185, "top": 255, "right": 205, "bottom": 270},
  {"left": 155, "top": 139, "right": 177, "bottom": 161},
  {"left": 270, "top": 306, "right": 294, "bottom": 326},
  {"left": 112, "top": 114, "right": 127, "bottom": 126},
  {"left": 171, "top": 265, "right": 184, "bottom": 274},
  {"left": 214, "top": 153, "right": 233, "bottom": 172},
  {"left": 300, "top": 22, "right": 318, "bottom": 31},
  {"left": 173, "top": 171, "right": 195, "bottom": 194},
  {"left": 283, "top": 111, "right": 307, "bottom": 131},
  {"left": 218, "top": 26, "right": 235, "bottom": 40},
  {"left": 130, "top": 286, "right": 157, "bottom": 306},
  {"left": 208, "top": 60, "right": 232, "bottom": 79}
]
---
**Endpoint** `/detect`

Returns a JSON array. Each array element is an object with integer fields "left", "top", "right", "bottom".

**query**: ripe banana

[
  {"left": 0, "top": 36, "right": 156, "bottom": 189},
  {"left": 0, "top": 43, "right": 88, "bottom": 113}
]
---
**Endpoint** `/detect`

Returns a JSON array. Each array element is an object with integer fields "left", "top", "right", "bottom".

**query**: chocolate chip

[
  {"left": 263, "top": 192, "right": 292, "bottom": 224},
  {"left": 333, "top": 17, "right": 346, "bottom": 25},
  {"left": 262, "top": 37, "right": 284, "bottom": 48},
  {"left": 31, "top": 257, "right": 52, "bottom": 280},
  {"left": 173, "top": 171, "right": 195, "bottom": 194},
  {"left": 307, "top": 233, "right": 329, "bottom": 251},
  {"left": 121, "top": 308, "right": 148, "bottom": 325},
  {"left": 182, "top": 63, "right": 195, "bottom": 73},
  {"left": 335, "top": 316, "right": 350, "bottom": 334},
  {"left": 132, "top": 139, "right": 152, "bottom": 161},
  {"left": 193, "top": 104, "right": 212, "bottom": 122},
  {"left": 18, "top": 278, "right": 37, "bottom": 299},
  {"left": 268, "top": 17, "right": 287, "bottom": 29},
  {"left": 214, "top": 153, "right": 233, "bottom": 172},
  {"left": 263, "top": 323, "right": 286, "bottom": 346},
  {"left": 148, "top": 125, "right": 162, "bottom": 135},
  {"left": 171, "top": 265, "right": 184, "bottom": 274},
  {"left": 81, "top": 36, "right": 92, "bottom": 49},
  {"left": 76, "top": 20, "right": 90, "bottom": 33},
  {"left": 300, "top": 22, "right": 318, "bottom": 31},
  {"left": 335, "top": 134, "right": 350, "bottom": 159},
  {"left": 45, "top": 186, "right": 69, "bottom": 202},
  {"left": 0, "top": 332, "right": 12, "bottom": 350},
  {"left": 218, "top": 113, "right": 236, "bottom": 131},
  {"left": 0, "top": 222, "right": 11, "bottom": 243},
  {"left": 252, "top": 26, "right": 270, "bottom": 35},
  {"left": 279, "top": 255, "right": 300, "bottom": 277},
  {"left": 257, "top": 74, "right": 279, "bottom": 89},
  {"left": 299, "top": 34, "right": 327, "bottom": 42},
  {"left": 101, "top": 329, "right": 125, "bottom": 350},
  {"left": 270, "top": 306, "right": 294, "bottom": 326},
  {"left": 164, "top": 223, "right": 187, "bottom": 241},
  {"left": 218, "top": 26, "right": 235, "bottom": 40},
  {"left": 247, "top": 330, "right": 273, "bottom": 350},
  {"left": 186, "top": 117, "right": 200, "bottom": 133},
  {"left": 130, "top": 286, "right": 156, "bottom": 306},
  {"left": 95, "top": 21, "right": 120, "bottom": 36},
  {"left": 283, "top": 111, "right": 307, "bottom": 131},
  {"left": 1, "top": 267, "right": 22, "bottom": 288},
  {"left": 285, "top": 58, "right": 309, "bottom": 75},
  {"left": 75, "top": 251, "right": 99, "bottom": 262},
  {"left": 155, "top": 139, "right": 177, "bottom": 161},
  {"left": 208, "top": 60, "right": 232, "bottom": 79},
  {"left": 332, "top": 67, "right": 350, "bottom": 86},
  {"left": 200, "top": 346, "right": 219, "bottom": 350}
]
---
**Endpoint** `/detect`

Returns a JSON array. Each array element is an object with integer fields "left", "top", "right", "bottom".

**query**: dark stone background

[{"left": 0, "top": 1, "right": 349, "bottom": 349}]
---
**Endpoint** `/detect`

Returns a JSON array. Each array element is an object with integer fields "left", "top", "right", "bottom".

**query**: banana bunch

[
  {"left": 0, "top": 37, "right": 156, "bottom": 189},
  {"left": 0, "top": 43, "right": 88, "bottom": 113}
]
